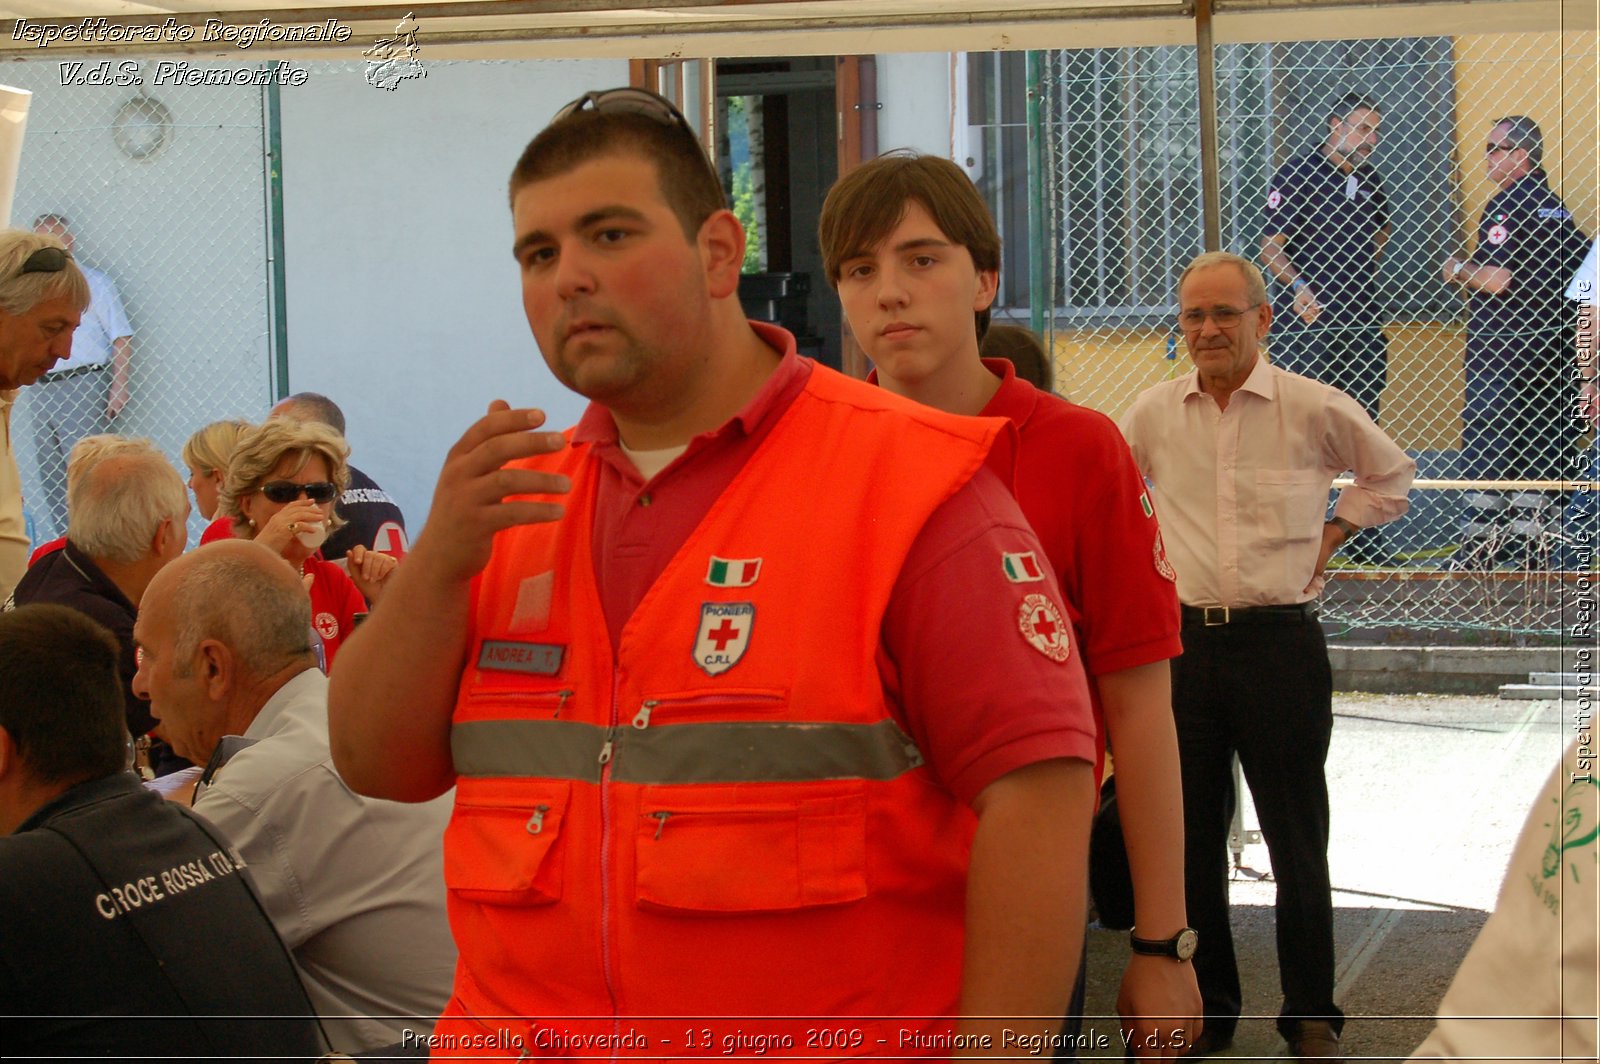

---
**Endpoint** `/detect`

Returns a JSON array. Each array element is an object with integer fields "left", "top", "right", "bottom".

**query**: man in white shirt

[
  {"left": 1120, "top": 251, "right": 1414, "bottom": 1062},
  {"left": 132, "top": 538, "right": 456, "bottom": 1053},
  {"left": 29, "top": 215, "right": 133, "bottom": 539}
]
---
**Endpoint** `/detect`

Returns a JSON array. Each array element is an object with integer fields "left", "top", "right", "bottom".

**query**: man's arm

[
  {"left": 1323, "top": 393, "right": 1415, "bottom": 530},
  {"left": 1374, "top": 224, "right": 1392, "bottom": 260},
  {"left": 1099, "top": 661, "right": 1202, "bottom": 1058},
  {"left": 326, "top": 403, "right": 569, "bottom": 802},
  {"left": 957, "top": 757, "right": 1093, "bottom": 1051},
  {"left": 1441, "top": 255, "right": 1512, "bottom": 296},
  {"left": 106, "top": 336, "right": 131, "bottom": 419},
  {"left": 1261, "top": 234, "right": 1321, "bottom": 324}
]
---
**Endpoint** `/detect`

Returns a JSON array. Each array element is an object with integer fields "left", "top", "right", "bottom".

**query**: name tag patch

[
  {"left": 695, "top": 602, "right": 754, "bottom": 676},
  {"left": 478, "top": 640, "right": 566, "bottom": 676}
]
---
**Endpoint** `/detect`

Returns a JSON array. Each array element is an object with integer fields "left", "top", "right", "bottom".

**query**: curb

[{"left": 1329, "top": 644, "right": 1593, "bottom": 695}]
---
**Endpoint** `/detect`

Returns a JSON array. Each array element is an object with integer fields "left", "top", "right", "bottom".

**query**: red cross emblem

[
  {"left": 693, "top": 602, "right": 755, "bottom": 676},
  {"left": 372, "top": 520, "right": 408, "bottom": 557},
  {"left": 1017, "top": 593, "right": 1070, "bottom": 662}
]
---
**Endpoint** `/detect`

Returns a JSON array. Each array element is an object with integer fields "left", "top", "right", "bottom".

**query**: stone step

[
  {"left": 1498, "top": 683, "right": 1591, "bottom": 700},
  {"left": 1528, "top": 672, "right": 1595, "bottom": 686}
]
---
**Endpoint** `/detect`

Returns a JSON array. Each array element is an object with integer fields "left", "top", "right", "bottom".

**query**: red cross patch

[
  {"left": 1154, "top": 531, "right": 1177, "bottom": 583},
  {"left": 694, "top": 602, "right": 754, "bottom": 676},
  {"left": 1487, "top": 223, "right": 1510, "bottom": 245},
  {"left": 372, "top": 520, "right": 408, "bottom": 557},
  {"left": 314, "top": 611, "right": 340, "bottom": 641},
  {"left": 1017, "top": 593, "right": 1071, "bottom": 662},
  {"left": 1266, "top": 189, "right": 1282, "bottom": 210}
]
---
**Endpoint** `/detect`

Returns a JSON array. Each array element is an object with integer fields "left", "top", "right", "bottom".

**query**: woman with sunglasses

[{"left": 218, "top": 419, "right": 396, "bottom": 665}]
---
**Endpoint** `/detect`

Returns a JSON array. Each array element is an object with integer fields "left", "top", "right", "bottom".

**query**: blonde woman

[
  {"left": 182, "top": 418, "right": 251, "bottom": 544},
  {"left": 219, "top": 420, "right": 396, "bottom": 665}
]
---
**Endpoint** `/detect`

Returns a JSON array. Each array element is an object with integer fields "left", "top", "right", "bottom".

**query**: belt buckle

[{"left": 1203, "top": 606, "right": 1230, "bottom": 626}]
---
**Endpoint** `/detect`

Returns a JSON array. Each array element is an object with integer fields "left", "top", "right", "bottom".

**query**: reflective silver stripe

[{"left": 452, "top": 718, "right": 924, "bottom": 784}]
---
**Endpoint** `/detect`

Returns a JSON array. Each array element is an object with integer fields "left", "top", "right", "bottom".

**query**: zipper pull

[
  {"left": 651, "top": 811, "right": 672, "bottom": 839},
  {"left": 598, "top": 730, "right": 615, "bottom": 766},
  {"left": 632, "top": 700, "right": 657, "bottom": 729},
  {"left": 525, "top": 803, "right": 550, "bottom": 835},
  {"left": 554, "top": 689, "right": 573, "bottom": 718}
]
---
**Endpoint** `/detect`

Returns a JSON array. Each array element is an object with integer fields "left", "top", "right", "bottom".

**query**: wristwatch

[
  {"left": 1450, "top": 259, "right": 1466, "bottom": 281},
  {"left": 1130, "top": 928, "right": 1199, "bottom": 961}
]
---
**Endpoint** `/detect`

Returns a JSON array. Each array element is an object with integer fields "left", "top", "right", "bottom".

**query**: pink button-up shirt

[{"left": 1119, "top": 357, "right": 1415, "bottom": 607}]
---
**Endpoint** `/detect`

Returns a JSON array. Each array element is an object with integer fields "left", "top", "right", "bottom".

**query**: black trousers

[{"left": 1173, "top": 616, "right": 1343, "bottom": 1041}]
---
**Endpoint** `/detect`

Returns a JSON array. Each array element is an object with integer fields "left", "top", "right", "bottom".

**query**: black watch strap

[{"left": 1129, "top": 927, "right": 1199, "bottom": 961}]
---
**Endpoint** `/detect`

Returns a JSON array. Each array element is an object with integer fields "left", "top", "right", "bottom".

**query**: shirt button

[{"left": 638, "top": 493, "right": 652, "bottom": 507}]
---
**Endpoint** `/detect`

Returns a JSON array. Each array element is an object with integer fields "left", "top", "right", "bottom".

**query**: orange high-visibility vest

[{"left": 439, "top": 366, "right": 1001, "bottom": 1056}]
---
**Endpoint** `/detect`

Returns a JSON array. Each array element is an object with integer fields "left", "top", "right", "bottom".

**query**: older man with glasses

[
  {"left": 0, "top": 230, "right": 89, "bottom": 600},
  {"left": 1120, "top": 252, "right": 1413, "bottom": 1062}
]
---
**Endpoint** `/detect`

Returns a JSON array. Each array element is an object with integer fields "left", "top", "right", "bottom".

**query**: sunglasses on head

[
  {"left": 260, "top": 480, "right": 338, "bottom": 505},
  {"left": 553, "top": 87, "right": 694, "bottom": 131},
  {"left": 17, "top": 246, "right": 70, "bottom": 276}
]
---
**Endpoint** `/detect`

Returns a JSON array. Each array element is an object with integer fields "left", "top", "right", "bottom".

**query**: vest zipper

[
  {"left": 599, "top": 672, "right": 622, "bottom": 1053},
  {"left": 632, "top": 700, "right": 657, "bottom": 728},
  {"left": 524, "top": 804, "right": 550, "bottom": 835}
]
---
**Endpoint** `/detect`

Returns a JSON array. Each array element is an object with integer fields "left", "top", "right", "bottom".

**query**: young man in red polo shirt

[{"left": 820, "top": 151, "right": 1201, "bottom": 1059}]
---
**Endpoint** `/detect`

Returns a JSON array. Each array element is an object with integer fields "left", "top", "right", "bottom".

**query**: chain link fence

[
  {"left": 1, "top": 59, "right": 277, "bottom": 544},
  {"left": 969, "top": 30, "right": 1598, "bottom": 638}
]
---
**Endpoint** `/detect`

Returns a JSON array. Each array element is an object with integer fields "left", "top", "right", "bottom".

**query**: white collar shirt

[{"left": 1119, "top": 357, "right": 1415, "bottom": 607}]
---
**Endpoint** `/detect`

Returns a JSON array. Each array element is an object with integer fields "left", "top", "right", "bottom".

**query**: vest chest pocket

[
  {"left": 444, "top": 781, "right": 570, "bottom": 906},
  {"left": 635, "top": 783, "right": 866, "bottom": 914}
]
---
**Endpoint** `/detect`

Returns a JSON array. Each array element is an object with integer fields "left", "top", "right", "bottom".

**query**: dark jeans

[
  {"left": 1270, "top": 324, "right": 1387, "bottom": 422},
  {"left": 1173, "top": 616, "right": 1343, "bottom": 1041}
]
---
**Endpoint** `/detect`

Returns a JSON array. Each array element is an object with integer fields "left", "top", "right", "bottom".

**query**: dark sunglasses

[
  {"left": 260, "top": 480, "right": 338, "bottom": 505},
  {"left": 18, "top": 246, "right": 70, "bottom": 276},
  {"left": 1486, "top": 142, "right": 1520, "bottom": 155},
  {"left": 553, "top": 87, "right": 694, "bottom": 132},
  {"left": 549, "top": 87, "right": 722, "bottom": 185}
]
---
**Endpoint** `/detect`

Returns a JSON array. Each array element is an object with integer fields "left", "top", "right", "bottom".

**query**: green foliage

[{"left": 732, "top": 160, "right": 763, "bottom": 274}]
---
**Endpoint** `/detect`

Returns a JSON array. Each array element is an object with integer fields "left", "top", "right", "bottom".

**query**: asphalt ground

[{"left": 1076, "top": 692, "right": 1580, "bottom": 1061}]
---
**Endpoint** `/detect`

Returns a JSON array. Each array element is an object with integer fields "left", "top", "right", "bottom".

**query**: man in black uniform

[
  {"left": 1444, "top": 116, "right": 1590, "bottom": 564},
  {"left": 1261, "top": 93, "right": 1391, "bottom": 421},
  {"left": 0, "top": 604, "right": 324, "bottom": 1059},
  {"left": 269, "top": 391, "right": 409, "bottom": 562}
]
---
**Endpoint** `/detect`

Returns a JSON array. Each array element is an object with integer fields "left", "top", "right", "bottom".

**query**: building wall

[{"left": 279, "top": 58, "right": 626, "bottom": 529}]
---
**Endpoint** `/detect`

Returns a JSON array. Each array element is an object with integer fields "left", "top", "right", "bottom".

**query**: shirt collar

[
  {"left": 14, "top": 772, "right": 144, "bottom": 834},
  {"left": 573, "top": 320, "right": 807, "bottom": 449},
  {"left": 1180, "top": 355, "right": 1274, "bottom": 403}
]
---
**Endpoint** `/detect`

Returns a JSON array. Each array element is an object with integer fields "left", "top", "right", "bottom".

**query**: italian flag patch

[
  {"left": 1002, "top": 551, "right": 1045, "bottom": 583},
  {"left": 706, "top": 556, "right": 762, "bottom": 588},
  {"left": 1140, "top": 491, "right": 1154, "bottom": 518}
]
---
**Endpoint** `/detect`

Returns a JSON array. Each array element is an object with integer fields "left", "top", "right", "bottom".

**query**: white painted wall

[
  {"left": 280, "top": 58, "right": 627, "bottom": 531},
  {"left": 877, "top": 53, "right": 955, "bottom": 157}
]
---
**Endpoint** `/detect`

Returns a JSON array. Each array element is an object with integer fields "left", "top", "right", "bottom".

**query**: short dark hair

[
  {"left": 1492, "top": 114, "right": 1544, "bottom": 167},
  {"left": 278, "top": 392, "right": 346, "bottom": 435},
  {"left": 819, "top": 151, "right": 1002, "bottom": 343},
  {"left": 981, "top": 324, "right": 1054, "bottom": 391},
  {"left": 507, "top": 100, "right": 726, "bottom": 241},
  {"left": 1330, "top": 92, "right": 1380, "bottom": 124},
  {"left": 0, "top": 605, "right": 127, "bottom": 784}
]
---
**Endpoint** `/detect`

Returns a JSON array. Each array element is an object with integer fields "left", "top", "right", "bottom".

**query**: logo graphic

[
  {"left": 1017, "top": 593, "right": 1070, "bottom": 662},
  {"left": 1153, "top": 531, "right": 1177, "bottom": 583},
  {"left": 314, "top": 611, "right": 339, "bottom": 641},
  {"left": 694, "top": 602, "right": 754, "bottom": 676},
  {"left": 1139, "top": 491, "right": 1154, "bottom": 519},
  {"left": 372, "top": 520, "right": 408, "bottom": 557},
  {"left": 363, "top": 12, "right": 425, "bottom": 91},
  {"left": 705, "top": 556, "right": 762, "bottom": 588},
  {"left": 1487, "top": 223, "right": 1510, "bottom": 246},
  {"left": 1002, "top": 551, "right": 1046, "bottom": 583},
  {"left": 1266, "top": 189, "right": 1282, "bottom": 210},
  {"left": 1542, "top": 774, "right": 1599, "bottom": 883}
]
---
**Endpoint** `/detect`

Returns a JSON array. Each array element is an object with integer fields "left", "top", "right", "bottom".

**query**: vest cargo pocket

[
  {"left": 444, "top": 780, "right": 570, "bottom": 906},
  {"left": 635, "top": 784, "right": 866, "bottom": 913}
]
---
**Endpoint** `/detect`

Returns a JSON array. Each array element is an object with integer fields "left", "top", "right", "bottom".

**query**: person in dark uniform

[
  {"left": 1444, "top": 116, "right": 1590, "bottom": 564},
  {"left": 269, "top": 392, "right": 409, "bottom": 562},
  {"left": 0, "top": 604, "right": 325, "bottom": 1059},
  {"left": 1261, "top": 92, "right": 1391, "bottom": 421}
]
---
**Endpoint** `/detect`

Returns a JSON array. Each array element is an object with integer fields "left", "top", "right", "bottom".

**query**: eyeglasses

[
  {"left": 549, "top": 87, "right": 721, "bottom": 184},
  {"left": 1178, "top": 304, "right": 1261, "bottom": 331},
  {"left": 1486, "top": 142, "right": 1520, "bottom": 155},
  {"left": 259, "top": 480, "right": 338, "bottom": 505},
  {"left": 553, "top": 87, "right": 694, "bottom": 132},
  {"left": 17, "top": 246, "right": 70, "bottom": 276}
]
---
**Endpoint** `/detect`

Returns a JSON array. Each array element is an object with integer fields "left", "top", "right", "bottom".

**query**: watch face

[{"left": 1175, "top": 928, "right": 1199, "bottom": 961}]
